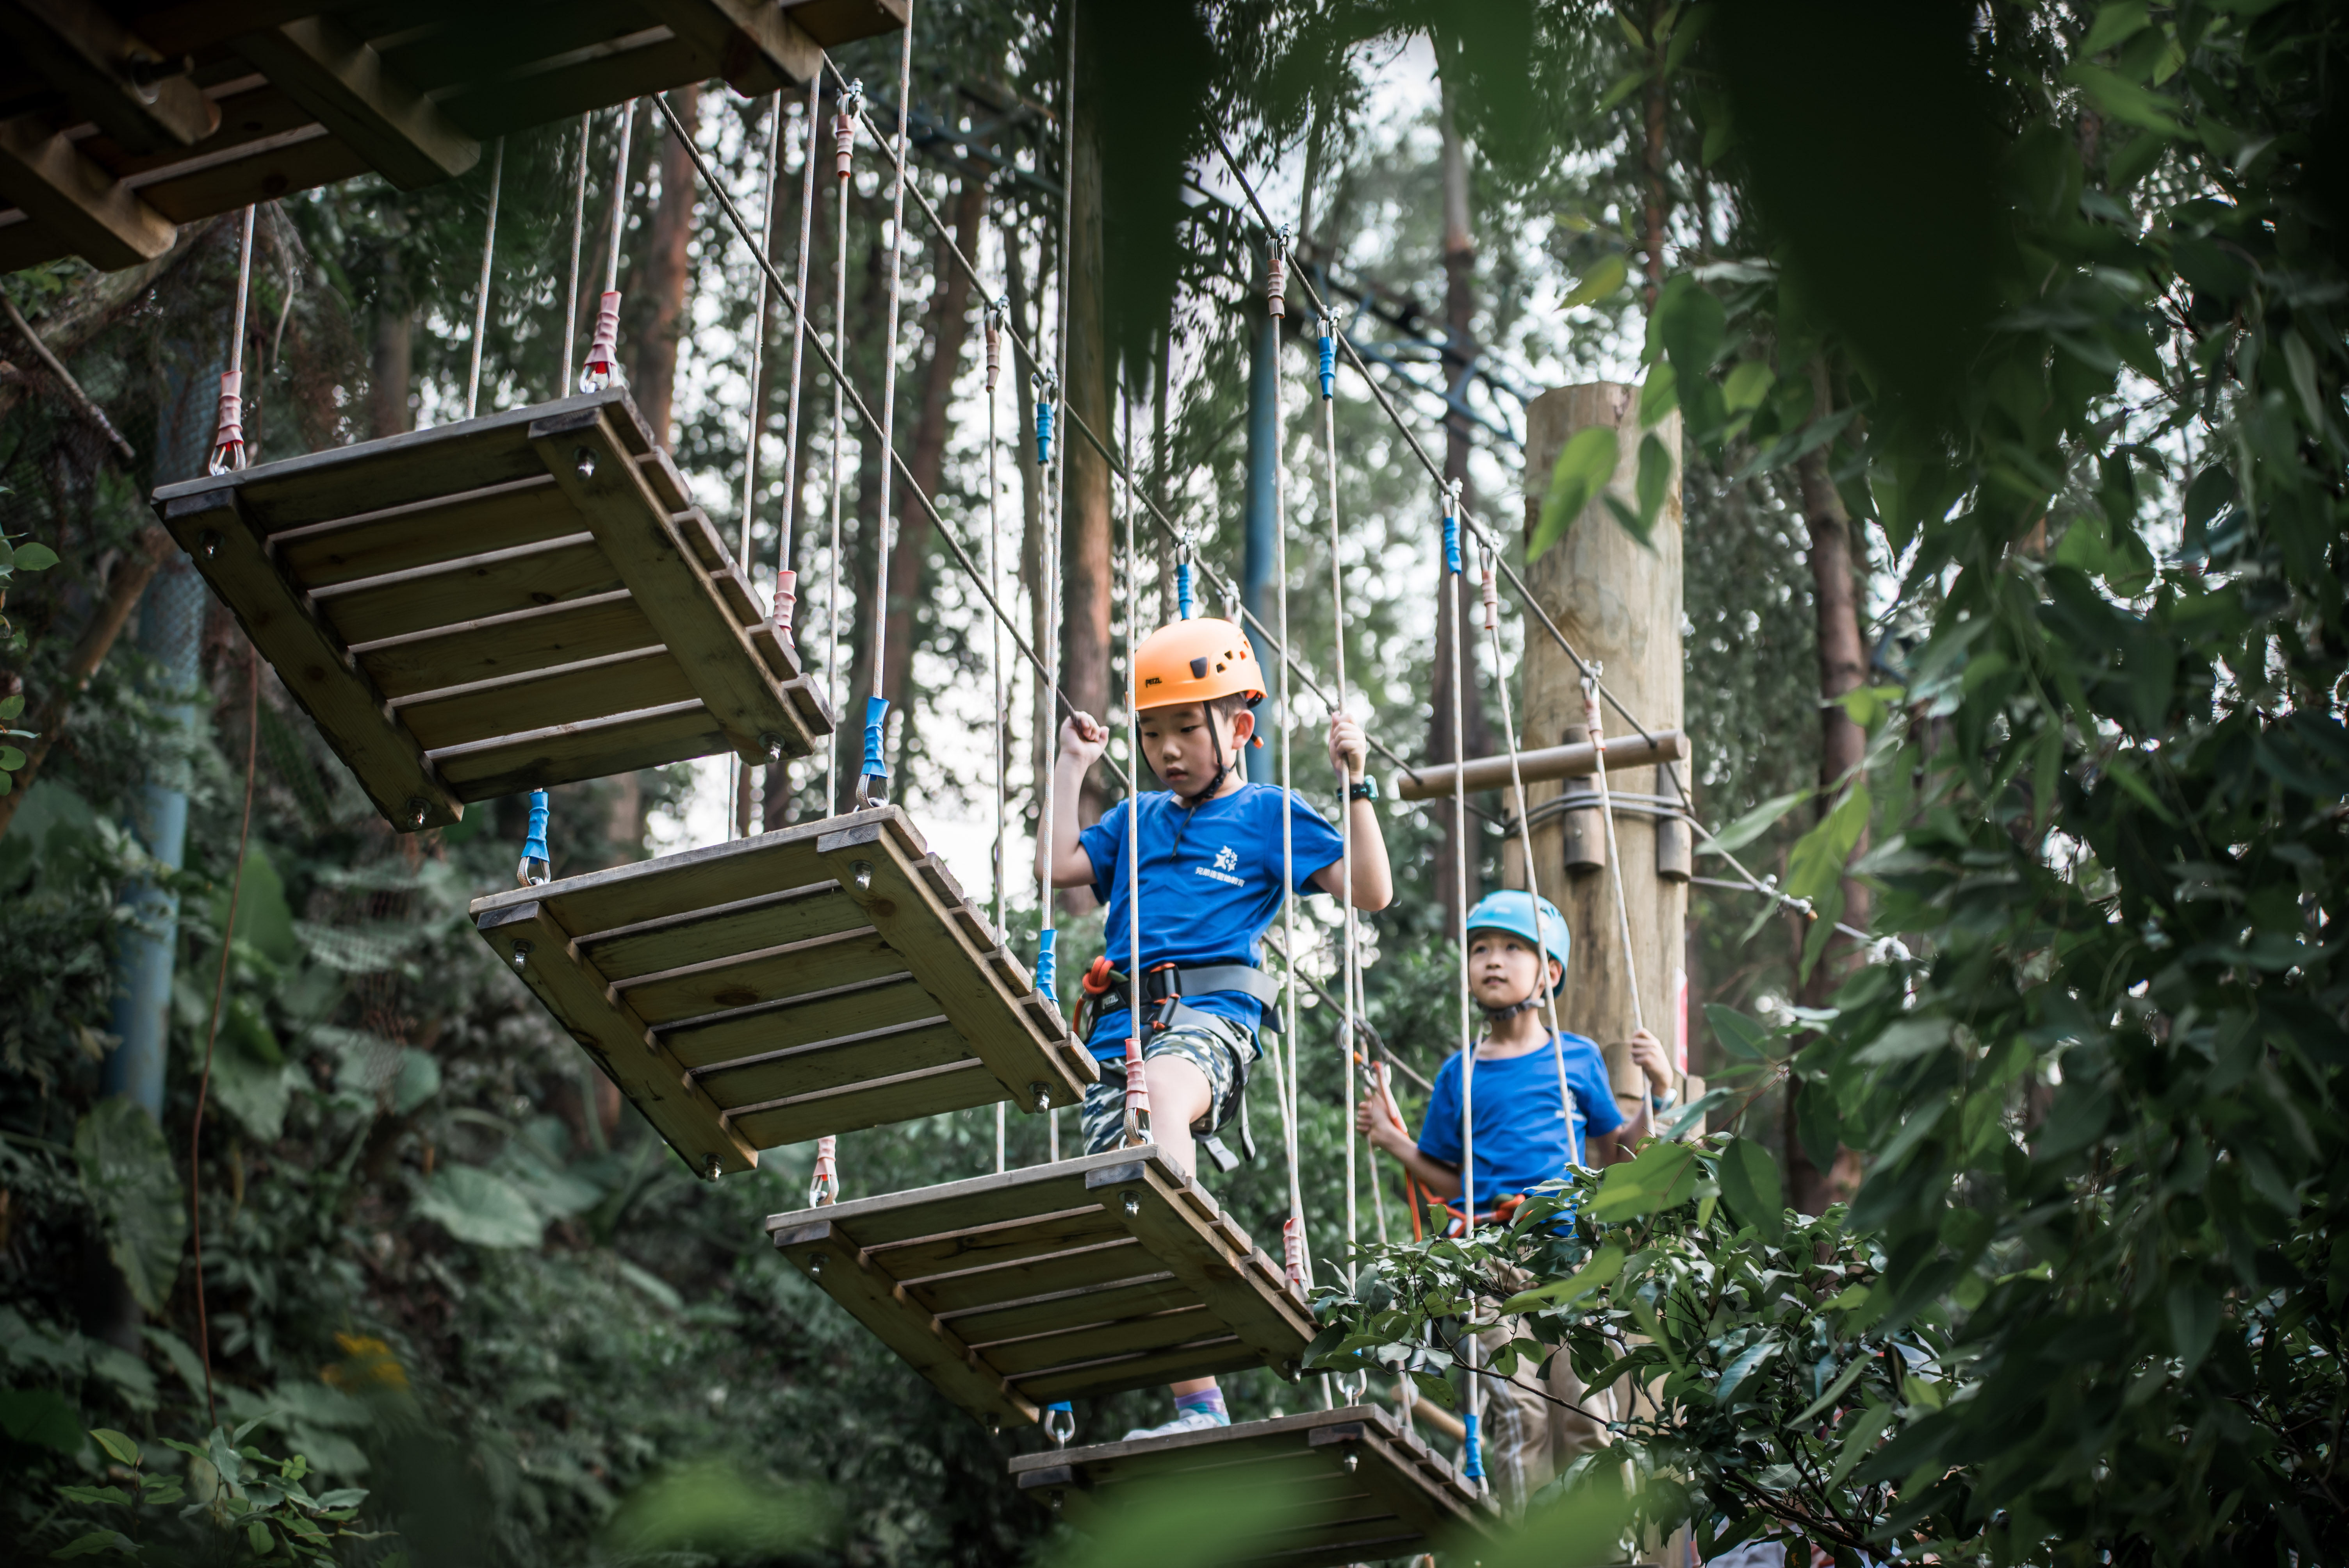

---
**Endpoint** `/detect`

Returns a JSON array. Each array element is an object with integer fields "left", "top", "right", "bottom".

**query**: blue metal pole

[{"left": 105, "top": 356, "right": 214, "bottom": 1117}]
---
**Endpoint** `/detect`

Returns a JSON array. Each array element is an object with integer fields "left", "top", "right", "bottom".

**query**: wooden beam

[
  {"left": 0, "top": 112, "right": 176, "bottom": 270},
  {"left": 1392, "top": 728, "right": 1688, "bottom": 800},
  {"left": 232, "top": 15, "right": 480, "bottom": 190},
  {"left": 647, "top": 0, "right": 822, "bottom": 93},
  {"left": 156, "top": 485, "right": 460, "bottom": 830},
  {"left": 0, "top": 0, "right": 220, "bottom": 153},
  {"left": 776, "top": 0, "right": 910, "bottom": 48}
]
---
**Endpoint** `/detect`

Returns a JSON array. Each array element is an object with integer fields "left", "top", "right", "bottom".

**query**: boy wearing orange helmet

[{"left": 1040, "top": 616, "right": 1393, "bottom": 1438}]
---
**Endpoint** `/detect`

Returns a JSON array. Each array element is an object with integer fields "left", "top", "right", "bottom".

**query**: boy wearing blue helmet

[{"left": 1354, "top": 888, "right": 1673, "bottom": 1507}]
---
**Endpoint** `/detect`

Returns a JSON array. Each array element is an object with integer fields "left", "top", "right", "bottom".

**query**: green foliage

[
  {"left": 46, "top": 1420, "right": 380, "bottom": 1563},
  {"left": 72, "top": 1099, "right": 186, "bottom": 1314}
]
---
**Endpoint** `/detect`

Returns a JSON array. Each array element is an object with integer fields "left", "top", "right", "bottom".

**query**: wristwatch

[
  {"left": 1348, "top": 775, "right": 1379, "bottom": 802},
  {"left": 1649, "top": 1086, "right": 1678, "bottom": 1113}
]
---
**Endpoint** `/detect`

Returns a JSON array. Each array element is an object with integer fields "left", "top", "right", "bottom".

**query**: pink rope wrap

[
  {"left": 1267, "top": 237, "right": 1288, "bottom": 320},
  {"left": 809, "top": 1133, "right": 839, "bottom": 1206},
  {"left": 1480, "top": 561, "right": 1499, "bottom": 632},
  {"left": 1121, "top": 1036, "right": 1151, "bottom": 1147},
  {"left": 772, "top": 567, "right": 798, "bottom": 636},
  {"left": 1282, "top": 1215, "right": 1308, "bottom": 1293},
  {"left": 983, "top": 314, "right": 1001, "bottom": 394},
  {"left": 207, "top": 371, "right": 245, "bottom": 475},
  {"left": 832, "top": 109, "right": 856, "bottom": 180},
  {"left": 580, "top": 289, "right": 621, "bottom": 392},
  {"left": 1584, "top": 689, "right": 1607, "bottom": 754}
]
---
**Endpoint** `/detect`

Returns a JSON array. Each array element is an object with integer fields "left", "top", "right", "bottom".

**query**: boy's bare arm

[
  {"left": 1039, "top": 713, "right": 1107, "bottom": 889},
  {"left": 1309, "top": 711, "right": 1394, "bottom": 910},
  {"left": 1354, "top": 1096, "right": 1463, "bottom": 1199}
]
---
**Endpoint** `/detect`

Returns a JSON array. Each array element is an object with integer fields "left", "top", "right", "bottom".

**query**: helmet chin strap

[{"left": 1478, "top": 994, "right": 1545, "bottom": 1023}]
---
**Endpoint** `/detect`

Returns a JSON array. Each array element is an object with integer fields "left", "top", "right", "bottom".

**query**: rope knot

[
  {"left": 1317, "top": 315, "right": 1335, "bottom": 399},
  {"left": 207, "top": 371, "right": 246, "bottom": 475},
  {"left": 1281, "top": 1214, "right": 1310, "bottom": 1294},
  {"left": 517, "top": 789, "right": 551, "bottom": 887},
  {"left": 1266, "top": 224, "right": 1290, "bottom": 320},
  {"left": 809, "top": 1134, "right": 839, "bottom": 1206},
  {"left": 982, "top": 301, "right": 1003, "bottom": 393},
  {"left": 854, "top": 695, "right": 890, "bottom": 807},
  {"left": 580, "top": 289, "right": 622, "bottom": 392},
  {"left": 772, "top": 567, "right": 797, "bottom": 636},
  {"left": 1034, "top": 928, "right": 1058, "bottom": 1006},
  {"left": 832, "top": 83, "right": 861, "bottom": 180},
  {"left": 1120, "top": 1036, "right": 1151, "bottom": 1148}
]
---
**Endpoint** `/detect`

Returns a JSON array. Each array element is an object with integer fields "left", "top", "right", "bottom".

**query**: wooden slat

[
  {"left": 271, "top": 474, "right": 574, "bottom": 587},
  {"left": 767, "top": 1146, "right": 1110, "bottom": 1251},
  {"left": 392, "top": 645, "right": 690, "bottom": 752},
  {"left": 1016, "top": 1337, "right": 1260, "bottom": 1403},
  {"left": 727, "top": 1058, "right": 1003, "bottom": 1147},
  {"left": 623, "top": 929, "right": 911, "bottom": 1026},
  {"left": 861, "top": 1203, "right": 1123, "bottom": 1281},
  {"left": 692, "top": 1015, "right": 966, "bottom": 1104},
  {"left": 476, "top": 900, "right": 755, "bottom": 1176},
  {"left": 947, "top": 1273, "right": 1195, "bottom": 1347},
  {"left": 654, "top": 967, "right": 935, "bottom": 1060},
  {"left": 473, "top": 811, "right": 855, "bottom": 938},
  {"left": 577, "top": 880, "right": 857, "bottom": 982},
  {"left": 230, "top": 13, "right": 479, "bottom": 187},
  {"left": 816, "top": 820, "right": 1088, "bottom": 1110},
  {"left": 157, "top": 485, "right": 457, "bottom": 829},
  {"left": 313, "top": 533, "right": 623, "bottom": 645},
  {"left": 427, "top": 698, "right": 729, "bottom": 799},
  {"left": 0, "top": 0, "right": 220, "bottom": 153},
  {"left": 351, "top": 590, "right": 656, "bottom": 699},
  {"left": 187, "top": 395, "right": 555, "bottom": 527},
  {"left": 648, "top": 0, "right": 821, "bottom": 93},
  {"left": 980, "top": 1304, "right": 1220, "bottom": 1377},
  {"left": 0, "top": 111, "right": 177, "bottom": 270},
  {"left": 903, "top": 1236, "right": 1155, "bottom": 1317},
  {"left": 1079, "top": 1158, "right": 1316, "bottom": 1363},
  {"left": 527, "top": 403, "right": 802, "bottom": 764},
  {"left": 777, "top": 0, "right": 909, "bottom": 48}
]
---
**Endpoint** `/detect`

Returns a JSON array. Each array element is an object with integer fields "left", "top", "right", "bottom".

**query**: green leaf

[
  {"left": 1564, "top": 253, "right": 1628, "bottom": 309},
  {"left": 2064, "top": 63, "right": 2181, "bottom": 133},
  {"left": 0, "top": 1387, "right": 86, "bottom": 1454},
  {"left": 1655, "top": 274, "right": 1727, "bottom": 378},
  {"left": 1714, "top": 1338, "right": 1778, "bottom": 1403},
  {"left": 1784, "top": 785, "right": 1871, "bottom": 905},
  {"left": 1591, "top": 1141, "right": 1700, "bottom": 1220},
  {"left": 73, "top": 1099, "right": 186, "bottom": 1313},
  {"left": 2080, "top": 0, "right": 2151, "bottom": 56},
  {"left": 1637, "top": 361, "right": 1677, "bottom": 427},
  {"left": 0, "top": 694, "right": 22, "bottom": 722},
  {"left": 414, "top": 1165, "right": 543, "bottom": 1249},
  {"left": 0, "top": 746, "right": 24, "bottom": 770},
  {"left": 1704, "top": 1005, "right": 1771, "bottom": 1061},
  {"left": 1529, "top": 426, "right": 1620, "bottom": 562},
  {"left": 1700, "top": 789, "right": 1809, "bottom": 856},
  {"left": 51, "top": 1529, "right": 137, "bottom": 1559},
  {"left": 2167, "top": 1282, "right": 2222, "bottom": 1374},
  {"left": 1498, "top": 1245, "right": 1625, "bottom": 1312},
  {"left": 250, "top": 1521, "right": 274, "bottom": 1554},
  {"left": 1634, "top": 431, "right": 1673, "bottom": 538},
  {"left": 1715, "top": 1135, "right": 1786, "bottom": 1243},
  {"left": 1827, "top": 1401, "right": 1895, "bottom": 1489},
  {"left": 1793, "top": 1356, "right": 1871, "bottom": 1424},
  {"left": 1721, "top": 358, "right": 1774, "bottom": 413},
  {"left": 392, "top": 1048, "right": 441, "bottom": 1116},
  {"left": 89, "top": 1427, "right": 140, "bottom": 1466},
  {"left": 12, "top": 542, "right": 58, "bottom": 572},
  {"left": 1596, "top": 66, "right": 1647, "bottom": 114}
]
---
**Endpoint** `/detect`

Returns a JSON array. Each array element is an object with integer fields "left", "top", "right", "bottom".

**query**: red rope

[{"left": 190, "top": 642, "right": 260, "bottom": 1431}]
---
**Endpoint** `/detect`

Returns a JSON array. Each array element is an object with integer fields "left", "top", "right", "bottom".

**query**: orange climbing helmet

[{"left": 1133, "top": 617, "right": 1264, "bottom": 712}]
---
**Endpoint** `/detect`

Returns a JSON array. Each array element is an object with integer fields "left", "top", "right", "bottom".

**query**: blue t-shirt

[
  {"left": 1417, "top": 1032, "right": 1625, "bottom": 1214},
  {"left": 1076, "top": 782, "right": 1346, "bottom": 1060}
]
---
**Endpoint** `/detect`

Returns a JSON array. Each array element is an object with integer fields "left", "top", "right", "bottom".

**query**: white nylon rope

[
  {"left": 1318, "top": 312, "right": 1358, "bottom": 1290},
  {"left": 561, "top": 114, "right": 589, "bottom": 394},
  {"left": 859, "top": 5, "right": 916, "bottom": 807},
  {"left": 776, "top": 77, "right": 822, "bottom": 628},
  {"left": 1442, "top": 477, "right": 1483, "bottom": 1484},
  {"left": 1120, "top": 390, "right": 1146, "bottom": 1151},
  {"left": 732, "top": 93, "right": 783, "bottom": 839},
  {"left": 823, "top": 81, "right": 859, "bottom": 807},
  {"left": 464, "top": 138, "right": 504, "bottom": 420},
  {"left": 1267, "top": 228, "right": 1310, "bottom": 1295},
  {"left": 1041, "top": 2, "right": 1076, "bottom": 1164},
  {"left": 986, "top": 288, "right": 1007, "bottom": 1174}
]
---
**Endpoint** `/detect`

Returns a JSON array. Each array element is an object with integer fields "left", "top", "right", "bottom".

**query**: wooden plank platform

[
  {"left": 1007, "top": 1406, "right": 1495, "bottom": 1568},
  {"left": 765, "top": 1146, "right": 1316, "bottom": 1430},
  {"left": 151, "top": 388, "right": 831, "bottom": 831},
  {"left": 469, "top": 805, "right": 1094, "bottom": 1177},
  {"left": 0, "top": 0, "right": 909, "bottom": 273}
]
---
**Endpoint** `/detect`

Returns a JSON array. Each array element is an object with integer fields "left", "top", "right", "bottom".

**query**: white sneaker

[{"left": 1121, "top": 1408, "right": 1231, "bottom": 1441}]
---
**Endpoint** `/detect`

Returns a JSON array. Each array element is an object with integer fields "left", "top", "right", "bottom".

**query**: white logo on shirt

[{"left": 1196, "top": 844, "right": 1243, "bottom": 887}]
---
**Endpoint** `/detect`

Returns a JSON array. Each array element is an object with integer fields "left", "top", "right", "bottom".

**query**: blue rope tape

[
  {"left": 1318, "top": 331, "right": 1335, "bottom": 399},
  {"left": 1461, "top": 1409, "right": 1484, "bottom": 1480},
  {"left": 1044, "top": 1401, "right": 1072, "bottom": 1413},
  {"left": 523, "top": 790, "right": 549, "bottom": 864},
  {"left": 1442, "top": 508, "right": 1462, "bottom": 576},
  {"left": 1034, "top": 401, "right": 1054, "bottom": 466},
  {"left": 1035, "top": 929, "right": 1057, "bottom": 1005},
  {"left": 1176, "top": 561, "right": 1194, "bottom": 620},
  {"left": 860, "top": 696, "right": 890, "bottom": 780}
]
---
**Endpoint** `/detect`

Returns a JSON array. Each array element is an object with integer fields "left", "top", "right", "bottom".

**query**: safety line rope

[
  {"left": 985, "top": 290, "right": 1008, "bottom": 1174},
  {"left": 776, "top": 76, "right": 823, "bottom": 627},
  {"left": 1584, "top": 676, "right": 1646, "bottom": 1036},
  {"left": 859, "top": 5, "right": 916, "bottom": 809},
  {"left": 733, "top": 93, "right": 784, "bottom": 838},
  {"left": 1443, "top": 482, "right": 1485, "bottom": 1490},
  {"left": 1266, "top": 226, "right": 1310, "bottom": 1295},
  {"left": 465, "top": 138, "right": 504, "bottom": 420},
  {"left": 1043, "top": 0, "right": 1076, "bottom": 1163},
  {"left": 579, "top": 103, "right": 634, "bottom": 394},
  {"left": 823, "top": 80, "right": 857, "bottom": 806},
  {"left": 1119, "top": 391, "right": 1147, "bottom": 1151},
  {"left": 207, "top": 207, "right": 256, "bottom": 475},
  {"left": 561, "top": 114, "right": 589, "bottom": 397},
  {"left": 1319, "top": 310, "right": 1359, "bottom": 1288}
]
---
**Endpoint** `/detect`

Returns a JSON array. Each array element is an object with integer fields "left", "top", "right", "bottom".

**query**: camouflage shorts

[{"left": 1080, "top": 1014, "right": 1258, "bottom": 1155}]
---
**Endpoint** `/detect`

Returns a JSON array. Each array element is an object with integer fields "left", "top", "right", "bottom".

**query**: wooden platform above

[
  {"left": 472, "top": 805, "right": 1093, "bottom": 1178},
  {"left": 1008, "top": 1405, "right": 1495, "bottom": 1568},
  {"left": 153, "top": 387, "right": 830, "bottom": 832},
  {"left": 0, "top": 0, "right": 907, "bottom": 273},
  {"left": 766, "top": 1146, "right": 1316, "bottom": 1430}
]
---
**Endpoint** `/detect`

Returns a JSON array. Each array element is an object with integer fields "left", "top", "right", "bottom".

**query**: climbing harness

[
  {"left": 464, "top": 138, "right": 504, "bottom": 420},
  {"left": 207, "top": 207, "right": 256, "bottom": 475}
]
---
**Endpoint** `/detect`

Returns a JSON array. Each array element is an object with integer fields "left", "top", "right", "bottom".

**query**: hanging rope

[
  {"left": 189, "top": 643, "right": 259, "bottom": 1430},
  {"left": 1477, "top": 542, "right": 1580, "bottom": 1166},
  {"left": 1442, "top": 478, "right": 1476, "bottom": 1236},
  {"left": 561, "top": 114, "right": 590, "bottom": 397},
  {"left": 986, "top": 294, "right": 1009, "bottom": 1174},
  {"left": 775, "top": 76, "right": 823, "bottom": 637},
  {"left": 581, "top": 103, "right": 636, "bottom": 392},
  {"left": 822, "top": 79, "right": 860, "bottom": 806},
  {"left": 1039, "top": 0, "right": 1078, "bottom": 1175},
  {"left": 1119, "top": 393, "right": 1148, "bottom": 1151},
  {"left": 207, "top": 207, "right": 256, "bottom": 474},
  {"left": 1584, "top": 673, "right": 1646, "bottom": 1036},
  {"left": 856, "top": 5, "right": 916, "bottom": 811},
  {"left": 1317, "top": 309, "right": 1360, "bottom": 1290},
  {"left": 465, "top": 138, "right": 504, "bottom": 420},
  {"left": 1265, "top": 223, "right": 1312, "bottom": 1296},
  {"left": 734, "top": 93, "right": 785, "bottom": 840}
]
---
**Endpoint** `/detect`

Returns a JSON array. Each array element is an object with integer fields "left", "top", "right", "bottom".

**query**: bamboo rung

[
  {"left": 765, "top": 1146, "right": 1317, "bottom": 1427},
  {"left": 1006, "top": 1405, "right": 1496, "bottom": 1568},
  {"left": 153, "top": 389, "right": 831, "bottom": 832},
  {"left": 469, "top": 806, "right": 1094, "bottom": 1176}
]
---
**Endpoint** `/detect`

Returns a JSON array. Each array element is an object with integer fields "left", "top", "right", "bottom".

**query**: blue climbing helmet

[{"left": 1462, "top": 889, "right": 1570, "bottom": 994}]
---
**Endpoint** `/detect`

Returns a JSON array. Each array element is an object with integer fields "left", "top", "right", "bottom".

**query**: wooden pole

[{"left": 1511, "top": 385, "right": 1686, "bottom": 1121}]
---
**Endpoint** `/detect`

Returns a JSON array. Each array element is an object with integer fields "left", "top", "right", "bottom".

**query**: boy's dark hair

[{"left": 1208, "top": 691, "right": 1251, "bottom": 725}]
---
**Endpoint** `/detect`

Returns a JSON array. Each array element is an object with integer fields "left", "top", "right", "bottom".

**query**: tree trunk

[
  {"left": 636, "top": 85, "right": 701, "bottom": 449},
  {"left": 1788, "top": 363, "right": 1873, "bottom": 1216},
  {"left": 1059, "top": 83, "right": 1112, "bottom": 903},
  {"left": 1430, "top": 76, "right": 1490, "bottom": 939},
  {"left": 369, "top": 264, "right": 412, "bottom": 440},
  {"left": 879, "top": 177, "right": 986, "bottom": 707},
  {"left": 1642, "top": 0, "right": 1670, "bottom": 308}
]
